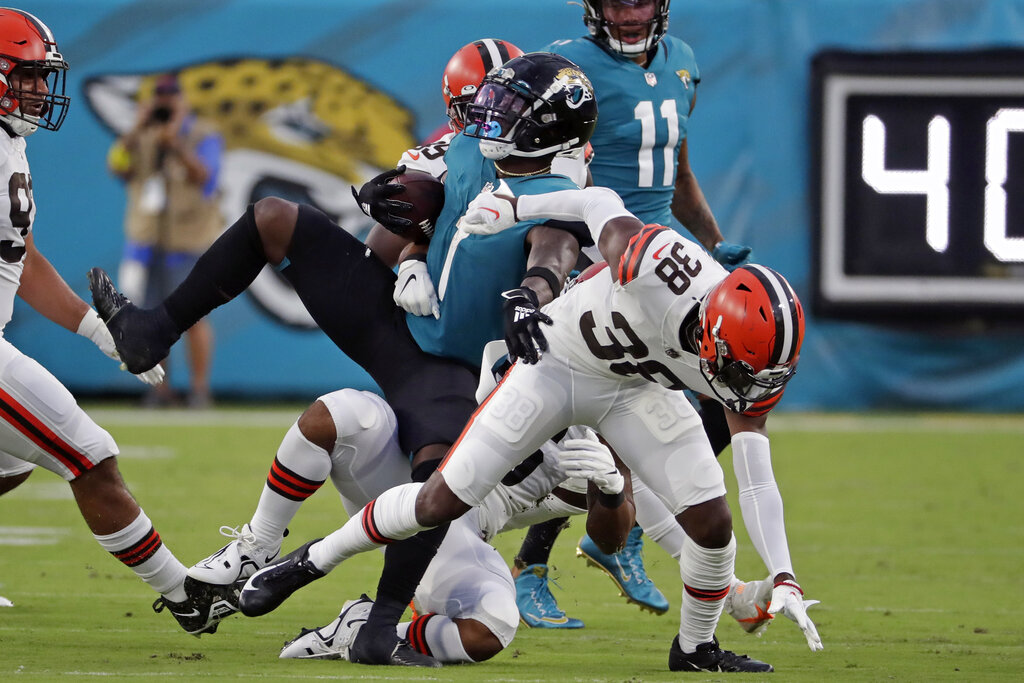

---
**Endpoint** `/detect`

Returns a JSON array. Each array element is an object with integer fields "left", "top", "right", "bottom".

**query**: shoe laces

[
  {"left": 622, "top": 528, "right": 653, "bottom": 587},
  {"left": 219, "top": 524, "right": 260, "bottom": 552},
  {"left": 526, "top": 568, "right": 567, "bottom": 616}
]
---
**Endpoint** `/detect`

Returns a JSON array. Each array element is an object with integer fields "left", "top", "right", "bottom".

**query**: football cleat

[
  {"left": 279, "top": 594, "right": 373, "bottom": 660},
  {"left": 152, "top": 575, "right": 242, "bottom": 637},
  {"left": 577, "top": 526, "right": 669, "bottom": 614},
  {"left": 238, "top": 538, "right": 325, "bottom": 617},
  {"left": 724, "top": 576, "right": 775, "bottom": 634},
  {"left": 88, "top": 267, "right": 178, "bottom": 374},
  {"left": 668, "top": 635, "right": 773, "bottom": 673},
  {"left": 349, "top": 623, "right": 442, "bottom": 668},
  {"left": 515, "top": 563, "right": 584, "bottom": 629},
  {"left": 0, "top": 594, "right": 12, "bottom": 607},
  {"left": 188, "top": 524, "right": 280, "bottom": 586}
]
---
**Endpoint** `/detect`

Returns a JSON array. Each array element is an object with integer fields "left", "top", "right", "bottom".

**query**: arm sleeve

[
  {"left": 731, "top": 431, "right": 794, "bottom": 578},
  {"left": 516, "top": 186, "right": 633, "bottom": 246}
]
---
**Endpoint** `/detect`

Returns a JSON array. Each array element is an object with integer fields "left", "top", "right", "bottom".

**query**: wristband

[
  {"left": 523, "top": 266, "right": 563, "bottom": 297},
  {"left": 596, "top": 490, "right": 626, "bottom": 508},
  {"left": 773, "top": 579, "right": 803, "bottom": 594},
  {"left": 403, "top": 252, "right": 427, "bottom": 263}
]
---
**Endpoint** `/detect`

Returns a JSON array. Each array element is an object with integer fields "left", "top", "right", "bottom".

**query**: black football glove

[
  {"left": 351, "top": 165, "right": 414, "bottom": 235},
  {"left": 501, "top": 287, "right": 553, "bottom": 365}
]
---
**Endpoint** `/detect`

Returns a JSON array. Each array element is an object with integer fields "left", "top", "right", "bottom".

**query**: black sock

[
  {"left": 698, "top": 397, "right": 732, "bottom": 456},
  {"left": 515, "top": 517, "right": 570, "bottom": 569},
  {"left": 163, "top": 204, "right": 266, "bottom": 332},
  {"left": 365, "top": 524, "right": 451, "bottom": 632}
]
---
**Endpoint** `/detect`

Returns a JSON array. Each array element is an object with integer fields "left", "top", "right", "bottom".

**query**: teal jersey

[
  {"left": 406, "top": 133, "right": 580, "bottom": 368},
  {"left": 546, "top": 36, "right": 700, "bottom": 226}
]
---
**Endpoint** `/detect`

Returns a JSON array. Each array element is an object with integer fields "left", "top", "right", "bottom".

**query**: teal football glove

[{"left": 712, "top": 241, "right": 753, "bottom": 271}]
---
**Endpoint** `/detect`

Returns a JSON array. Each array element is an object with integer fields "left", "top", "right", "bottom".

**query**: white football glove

[
  {"left": 393, "top": 257, "right": 439, "bottom": 319},
  {"left": 77, "top": 309, "right": 166, "bottom": 386},
  {"left": 457, "top": 179, "right": 516, "bottom": 235},
  {"left": 557, "top": 428, "right": 623, "bottom": 495},
  {"left": 768, "top": 580, "right": 823, "bottom": 651}
]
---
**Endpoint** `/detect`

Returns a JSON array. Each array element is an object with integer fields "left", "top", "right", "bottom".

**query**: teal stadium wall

[{"left": 16, "top": 0, "right": 1024, "bottom": 409}]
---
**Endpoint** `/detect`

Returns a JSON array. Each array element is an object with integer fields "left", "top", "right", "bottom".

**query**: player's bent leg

[
  {"left": 577, "top": 524, "right": 669, "bottom": 614},
  {"left": 0, "top": 469, "right": 32, "bottom": 495}
]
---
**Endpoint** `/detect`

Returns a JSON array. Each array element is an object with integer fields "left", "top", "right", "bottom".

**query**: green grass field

[{"left": 1, "top": 406, "right": 1022, "bottom": 681}]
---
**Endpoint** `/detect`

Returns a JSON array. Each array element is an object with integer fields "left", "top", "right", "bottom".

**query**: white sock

[
  {"left": 397, "top": 613, "right": 473, "bottom": 663},
  {"left": 94, "top": 511, "right": 187, "bottom": 601},
  {"left": 678, "top": 534, "right": 736, "bottom": 653},
  {"left": 249, "top": 421, "right": 330, "bottom": 550},
  {"left": 308, "top": 482, "right": 428, "bottom": 572}
]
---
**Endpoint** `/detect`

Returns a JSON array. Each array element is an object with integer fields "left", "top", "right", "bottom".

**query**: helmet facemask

[
  {"left": 582, "top": 0, "right": 671, "bottom": 58},
  {"left": 0, "top": 9, "right": 70, "bottom": 137}
]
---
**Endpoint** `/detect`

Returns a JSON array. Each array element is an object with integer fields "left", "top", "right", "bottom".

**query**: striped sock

[
  {"left": 249, "top": 422, "right": 329, "bottom": 549},
  {"left": 94, "top": 511, "right": 187, "bottom": 601}
]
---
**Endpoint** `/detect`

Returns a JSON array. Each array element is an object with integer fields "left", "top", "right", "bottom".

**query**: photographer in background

[{"left": 108, "top": 74, "right": 223, "bottom": 408}]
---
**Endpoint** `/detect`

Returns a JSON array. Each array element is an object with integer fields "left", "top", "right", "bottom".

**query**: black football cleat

[
  {"left": 349, "top": 627, "right": 442, "bottom": 668},
  {"left": 152, "top": 575, "right": 242, "bottom": 637},
  {"left": 238, "top": 539, "right": 325, "bottom": 617},
  {"left": 668, "top": 635, "right": 773, "bottom": 673},
  {"left": 87, "top": 267, "right": 178, "bottom": 374}
]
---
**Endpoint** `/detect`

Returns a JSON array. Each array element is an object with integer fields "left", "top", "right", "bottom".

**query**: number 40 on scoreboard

[{"left": 811, "top": 49, "right": 1024, "bottom": 319}]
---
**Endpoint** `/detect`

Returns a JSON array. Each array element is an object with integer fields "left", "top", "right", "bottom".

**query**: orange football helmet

[
  {"left": 697, "top": 264, "right": 804, "bottom": 413},
  {"left": 0, "top": 8, "right": 69, "bottom": 136},
  {"left": 442, "top": 39, "right": 523, "bottom": 132}
]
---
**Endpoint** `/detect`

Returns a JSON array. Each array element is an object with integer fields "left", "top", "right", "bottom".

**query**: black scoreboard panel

[{"left": 811, "top": 50, "right": 1024, "bottom": 319}]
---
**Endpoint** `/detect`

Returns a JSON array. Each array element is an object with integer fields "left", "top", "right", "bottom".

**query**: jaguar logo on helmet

[{"left": 555, "top": 67, "right": 595, "bottom": 110}]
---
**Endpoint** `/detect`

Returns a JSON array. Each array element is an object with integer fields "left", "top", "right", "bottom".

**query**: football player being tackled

[
  {"left": 0, "top": 8, "right": 239, "bottom": 637},
  {"left": 89, "top": 50, "right": 601, "bottom": 667},
  {"left": 228, "top": 74, "right": 823, "bottom": 672}
]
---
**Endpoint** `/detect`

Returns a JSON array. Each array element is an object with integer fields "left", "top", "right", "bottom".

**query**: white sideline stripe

[
  {"left": 86, "top": 407, "right": 301, "bottom": 428},
  {"left": 116, "top": 445, "right": 175, "bottom": 459},
  {"left": 14, "top": 482, "right": 74, "bottom": 500},
  {"left": 82, "top": 407, "right": 1024, "bottom": 433},
  {"left": 0, "top": 526, "right": 69, "bottom": 546},
  {"left": 23, "top": 673, "right": 453, "bottom": 681}
]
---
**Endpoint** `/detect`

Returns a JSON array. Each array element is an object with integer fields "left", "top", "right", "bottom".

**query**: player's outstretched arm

[
  {"left": 725, "top": 409, "right": 822, "bottom": 651},
  {"left": 18, "top": 236, "right": 164, "bottom": 385}
]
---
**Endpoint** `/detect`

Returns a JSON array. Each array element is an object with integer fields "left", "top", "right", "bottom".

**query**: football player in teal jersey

[
  {"left": 510, "top": 0, "right": 755, "bottom": 628},
  {"left": 88, "top": 52, "right": 600, "bottom": 667}
]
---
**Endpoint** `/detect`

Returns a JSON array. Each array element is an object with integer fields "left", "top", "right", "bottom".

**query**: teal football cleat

[
  {"left": 577, "top": 526, "right": 669, "bottom": 614},
  {"left": 515, "top": 564, "right": 584, "bottom": 629}
]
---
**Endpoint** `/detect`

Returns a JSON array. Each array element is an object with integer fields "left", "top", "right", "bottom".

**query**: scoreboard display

[{"left": 811, "top": 50, "right": 1024, "bottom": 318}]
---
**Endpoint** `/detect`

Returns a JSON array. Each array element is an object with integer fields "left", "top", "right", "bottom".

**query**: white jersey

[
  {"left": 399, "top": 131, "right": 589, "bottom": 189},
  {"left": 545, "top": 226, "right": 727, "bottom": 398},
  {"left": 0, "top": 132, "right": 34, "bottom": 332}
]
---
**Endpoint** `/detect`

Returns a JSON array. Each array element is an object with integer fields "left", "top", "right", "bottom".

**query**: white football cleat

[
  {"left": 724, "top": 576, "right": 774, "bottom": 634},
  {"left": 188, "top": 524, "right": 280, "bottom": 585},
  {"left": 279, "top": 594, "right": 374, "bottom": 660},
  {"left": 0, "top": 594, "right": 13, "bottom": 607}
]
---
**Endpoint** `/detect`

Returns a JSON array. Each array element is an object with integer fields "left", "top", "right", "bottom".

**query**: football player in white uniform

[
  {"left": 0, "top": 8, "right": 240, "bottom": 637},
  {"left": 193, "top": 341, "right": 633, "bottom": 664},
  {"left": 236, "top": 178, "right": 824, "bottom": 671}
]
